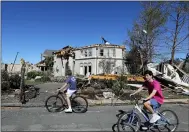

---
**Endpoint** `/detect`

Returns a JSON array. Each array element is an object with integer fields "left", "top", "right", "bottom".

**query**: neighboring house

[
  {"left": 53, "top": 44, "right": 127, "bottom": 77},
  {"left": 1, "top": 63, "right": 40, "bottom": 74},
  {"left": 36, "top": 49, "right": 57, "bottom": 71}
]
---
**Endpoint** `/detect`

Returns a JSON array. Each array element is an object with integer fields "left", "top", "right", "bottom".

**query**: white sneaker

[
  {"left": 64, "top": 108, "right": 72, "bottom": 113},
  {"left": 150, "top": 113, "right": 161, "bottom": 123}
]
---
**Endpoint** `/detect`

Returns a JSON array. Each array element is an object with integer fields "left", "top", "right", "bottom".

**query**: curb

[{"left": 1, "top": 99, "right": 189, "bottom": 108}]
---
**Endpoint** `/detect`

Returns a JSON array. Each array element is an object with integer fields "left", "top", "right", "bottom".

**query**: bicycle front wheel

[
  {"left": 117, "top": 111, "right": 141, "bottom": 132},
  {"left": 158, "top": 109, "right": 179, "bottom": 132},
  {"left": 71, "top": 96, "right": 88, "bottom": 113},
  {"left": 45, "top": 95, "right": 64, "bottom": 112}
]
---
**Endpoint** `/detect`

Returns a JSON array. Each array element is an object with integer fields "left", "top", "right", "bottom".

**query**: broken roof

[
  {"left": 43, "top": 50, "right": 58, "bottom": 56},
  {"left": 53, "top": 43, "right": 126, "bottom": 56},
  {"left": 74, "top": 44, "right": 126, "bottom": 50}
]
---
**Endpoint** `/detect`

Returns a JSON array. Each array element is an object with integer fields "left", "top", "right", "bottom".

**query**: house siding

[{"left": 53, "top": 45, "right": 127, "bottom": 77}]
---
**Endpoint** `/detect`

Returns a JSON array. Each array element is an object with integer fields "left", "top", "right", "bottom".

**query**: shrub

[
  {"left": 2, "top": 81, "right": 10, "bottom": 91},
  {"left": 1, "top": 70, "right": 9, "bottom": 81},
  {"left": 35, "top": 76, "right": 51, "bottom": 82},
  {"left": 111, "top": 75, "right": 128, "bottom": 97},
  {"left": 9, "top": 74, "right": 21, "bottom": 89},
  {"left": 27, "top": 71, "right": 44, "bottom": 80}
]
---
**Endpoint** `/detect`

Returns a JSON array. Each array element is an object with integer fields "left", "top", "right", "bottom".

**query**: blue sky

[{"left": 2, "top": 1, "right": 188, "bottom": 64}]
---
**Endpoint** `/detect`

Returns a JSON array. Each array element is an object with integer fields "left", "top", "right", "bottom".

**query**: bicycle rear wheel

[
  {"left": 71, "top": 96, "right": 88, "bottom": 113},
  {"left": 117, "top": 111, "right": 141, "bottom": 132},
  {"left": 45, "top": 95, "right": 64, "bottom": 112},
  {"left": 158, "top": 109, "right": 179, "bottom": 132}
]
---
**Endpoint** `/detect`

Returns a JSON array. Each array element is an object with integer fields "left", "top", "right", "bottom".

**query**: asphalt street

[{"left": 1, "top": 104, "right": 189, "bottom": 131}]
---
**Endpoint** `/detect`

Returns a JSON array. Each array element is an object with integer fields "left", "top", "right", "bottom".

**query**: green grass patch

[{"left": 25, "top": 80, "right": 44, "bottom": 85}]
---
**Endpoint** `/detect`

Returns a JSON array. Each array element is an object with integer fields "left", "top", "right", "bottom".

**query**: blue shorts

[{"left": 150, "top": 99, "right": 161, "bottom": 111}]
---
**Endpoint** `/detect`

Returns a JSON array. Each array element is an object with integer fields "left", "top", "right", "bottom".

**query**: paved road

[{"left": 2, "top": 104, "right": 189, "bottom": 131}]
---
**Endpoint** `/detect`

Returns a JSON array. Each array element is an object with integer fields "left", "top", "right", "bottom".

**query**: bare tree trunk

[
  {"left": 170, "top": 13, "right": 179, "bottom": 65},
  {"left": 20, "top": 66, "right": 26, "bottom": 103}
]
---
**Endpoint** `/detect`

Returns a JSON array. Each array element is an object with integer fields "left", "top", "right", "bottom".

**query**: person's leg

[
  {"left": 143, "top": 100, "right": 155, "bottom": 114},
  {"left": 148, "top": 99, "right": 161, "bottom": 123},
  {"left": 64, "top": 89, "right": 76, "bottom": 112}
]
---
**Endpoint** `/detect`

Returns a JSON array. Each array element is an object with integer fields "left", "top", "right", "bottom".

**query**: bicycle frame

[
  {"left": 128, "top": 98, "right": 169, "bottom": 126},
  {"left": 134, "top": 104, "right": 150, "bottom": 121},
  {"left": 55, "top": 91, "right": 69, "bottom": 108}
]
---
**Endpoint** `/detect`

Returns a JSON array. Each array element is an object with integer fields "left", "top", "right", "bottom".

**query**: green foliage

[
  {"left": 35, "top": 76, "right": 51, "bottom": 82},
  {"left": 2, "top": 81, "right": 10, "bottom": 91},
  {"left": 44, "top": 56, "right": 54, "bottom": 71},
  {"left": 1, "top": 70, "right": 9, "bottom": 81},
  {"left": 9, "top": 74, "right": 21, "bottom": 89},
  {"left": 1, "top": 70, "right": 21, "bottom": 90},
  {"left": 27, "top": 71, "right": 44, "bottom": 80},
  {"left": 111, "top": 75, "right": 128, "bottom": 97},
  {"left": 1, "top": 70, "right": 10, "bottom": 91}
]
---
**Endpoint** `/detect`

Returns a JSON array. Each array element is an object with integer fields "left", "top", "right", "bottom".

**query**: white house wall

[
  {"left": 54, "top": 45, "right": 127, "bottom": 77},
  {"left": 53, "top": 56, "right": 65, "bottom": 76}
]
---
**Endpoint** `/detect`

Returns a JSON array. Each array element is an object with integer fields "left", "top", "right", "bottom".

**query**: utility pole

[{"left": 11, "top": 52, "right": 19, "bottom": 72}]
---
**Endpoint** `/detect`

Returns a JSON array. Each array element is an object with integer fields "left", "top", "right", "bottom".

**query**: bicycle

[
  {"left": 112, "top": 110, "right": 136, "bottom": 132},
  {"left": 45, "top": 88, "right": 88, "bottom": 113},
  {"left": 117, "top": 95, "right": 179, "bottom": 132}
]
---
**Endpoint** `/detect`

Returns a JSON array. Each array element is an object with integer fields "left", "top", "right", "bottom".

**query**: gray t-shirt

[{"left": 65, "top": 76, "right": 77, "bottom": 90}]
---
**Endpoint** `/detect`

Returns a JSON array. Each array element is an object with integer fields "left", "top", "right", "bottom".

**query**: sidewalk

[{"left": 1, "top": 98, "right": 189, "bottom": 107}]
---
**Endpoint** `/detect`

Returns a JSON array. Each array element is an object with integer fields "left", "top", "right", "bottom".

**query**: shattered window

[
  {"left": 85, "top": 50, "right": 87, "bottom": 57},
  {"left": 100, "top": 49, "right": 104, "bottom": 56}
]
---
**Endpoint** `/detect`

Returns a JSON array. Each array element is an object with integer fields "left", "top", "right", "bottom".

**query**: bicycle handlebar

[{"left": 130, "top": 95, "right": 140, "bottom": 105}]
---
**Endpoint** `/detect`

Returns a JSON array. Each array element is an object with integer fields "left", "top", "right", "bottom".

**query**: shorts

[
  {"left": 66, "top": 89, "right": 76, "bottom": 97},
  {"left": 150, "top": 99, "right": 161, "bottom": 111}
]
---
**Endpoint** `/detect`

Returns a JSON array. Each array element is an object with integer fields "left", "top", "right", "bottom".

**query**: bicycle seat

[
  {"left": 118, "top": 110, "right": 126, "bottom": 114},
  {"left": 73, "top": 91, "right": 77, "bottom": 94}
]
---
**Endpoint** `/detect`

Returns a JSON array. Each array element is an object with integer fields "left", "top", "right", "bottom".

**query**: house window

[
  {"left": 80, "top": 50, "right": 83, "bottom": 58},
  {"left": 88, "top": 49, "right": 92, "bottom": 56},
  {"left": 88, "top": 66, "right": 91, "bottom": 74},
  {"left": 84, "top": 50, "right": 87, "bottom": 57},
  {"left": 99, "top": 49, "right": 104, "bottom": 56},
  {"left": 80, "top": 63, "right": 83, "bottom": 75},
  {"left": 84, "top": 66, "right": 87, "bottom": 76},
  {"left": 88, "top": 62, "right": 92, "bottom": 75}
]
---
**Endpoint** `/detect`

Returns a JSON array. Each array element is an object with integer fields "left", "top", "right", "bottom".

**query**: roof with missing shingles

[{"left": 43, "top": 50, "right": 57, "bottom": 56}]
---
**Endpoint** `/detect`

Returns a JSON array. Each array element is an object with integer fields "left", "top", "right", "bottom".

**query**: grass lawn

[{"left": 25, "top": 80, "right": 44, "bottom": 85}]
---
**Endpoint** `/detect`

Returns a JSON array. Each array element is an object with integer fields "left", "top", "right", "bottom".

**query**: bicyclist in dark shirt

[{"left": 58, "top": 70, "right": 77, "bottom": 113}]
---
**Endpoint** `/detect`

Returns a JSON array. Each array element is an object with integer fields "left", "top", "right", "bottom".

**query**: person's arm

[
  {"left": 58, "top": 77, "right": 70, "bottom": 91},
  {"left": 130, "top": 87, "right": 144, "bottom": 96},
  {"left": 58, "top": 83, "right": 68, "bottom": 91},
  {"left": 144, "top": 90, "right": 157, "bottom": 100}
]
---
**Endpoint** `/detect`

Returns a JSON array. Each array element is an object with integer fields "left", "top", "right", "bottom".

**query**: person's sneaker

[
  {"left": 141, "top": 126, "right": 148, "bottom": 130},
  {"left": 150, "top": 113, "right": 161, "bottom": 123},
  {"left": 64, "top": 108, "right": 72, "bottom": 113}
]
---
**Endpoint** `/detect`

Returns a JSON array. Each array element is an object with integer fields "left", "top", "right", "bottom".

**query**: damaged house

[
  {"left": 53, "top": 43, "right": 127, "bottom": 77},
  {"left": 36, "top": 49, "right": 57, "bottom": 71}
]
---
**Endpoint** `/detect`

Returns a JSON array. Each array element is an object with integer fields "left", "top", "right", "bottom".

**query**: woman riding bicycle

[{"left": 130, "top": 70, "right": 164, "bottom": 123}]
